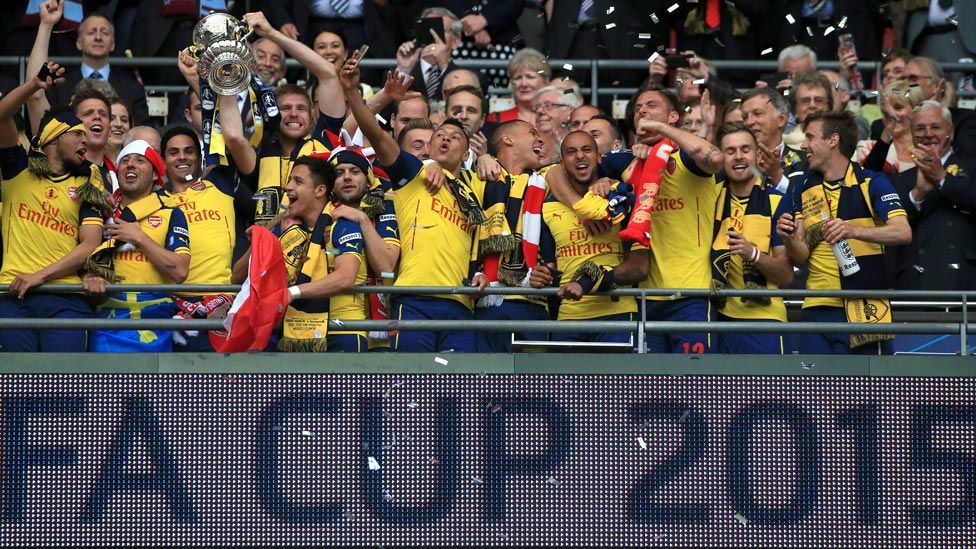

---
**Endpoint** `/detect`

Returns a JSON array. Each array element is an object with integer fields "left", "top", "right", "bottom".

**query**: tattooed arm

[{"left": 636, "top": 119, "right": 724, "bottom": 174}]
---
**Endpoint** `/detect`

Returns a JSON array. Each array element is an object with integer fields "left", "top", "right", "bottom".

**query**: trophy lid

[{"left": 192, "top": 13, "right": 246, "bottom": 48}]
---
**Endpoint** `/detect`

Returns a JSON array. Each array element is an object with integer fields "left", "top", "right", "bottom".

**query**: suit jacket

[
  {"left": 671, "top": 0, "right": 770, "bottom": 87},
  {"left": 266, "top": 0, "right": 396, "bottom": 57},
  {"left": 888, "top": 154, "right": 976, "bottom": 291},
  {"left": 408, "top": 60, "right": 461, "bottom": 102},
  {"left": 429, "top": 0, "right": 525, "bottom": 45},
  {"left": 904, "top": 0, "right": 976, "bottom": 55},
  {"left": 773, "top": 0, "right": 884, "bottom": 63},
  {"left": 47, "top": 66, "right": 151, "bottom": 126},
  {"left": 950, "top": 107, "right": 976, "bottom": 158},
  {"left": 547, "top": 0, "right": 663, "bottom": 60}
]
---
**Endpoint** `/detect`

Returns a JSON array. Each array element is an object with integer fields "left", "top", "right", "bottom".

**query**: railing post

[
  {"left": 590, "top": 58, "right": 598, "bottom": 105},
  {"left": 638, "top": 290, "right": 646, "bottom": 354},
  {"left": 962, "top": 293, "right": 969, "bottom": 356},
  {"left": 18, "top": 56, "right": 26, "bottom": 90}
]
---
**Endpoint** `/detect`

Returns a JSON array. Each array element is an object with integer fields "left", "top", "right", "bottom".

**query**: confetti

[
  {"left": 562, "top": 63, "right": 573, "bottom": 71},
  {"left": 949, "top": 263, "right": 960, "bottom": 270},
  {"left": 684, "top": 105, "right": 692, "bottom": 113},
  {"left": 344, "top": 509, "right": 357, "bottom": 521},
  {"left": 380, "top": 271, "right": 395, "bottom": 279},
  {"left": 693, "top": 78, "right": 706, "bottom": 85},
  {"left": 184, "top": 174, "right": 193, "bottom": 181},
  {"left": 434, "top": 356, "right": 449, "bottom": 365},
  {"left": 785, "top": 13, "right": 795, "bottom": 24},
  {"left": 605, "top": 22, "right": 616, "bottom": 29},
  {"left": 489, "top": 402, "right": 502, "bottom": 413},
  {"left": 824, "top": 25, "right": 835, "bottom": 36},
  {"left": 679, "top": 409, "right": 691, "bottom": 423},
  {"left": 547, "top": 476, "right": 560, "bottom": 486},
  {"left": 367, "top": 456, "right": 381, "bottom": 470},
  {"left": 637, "top": 436, "right": 647, "bottom": 449},
  {"left": 650, "top": 13, "right": 659, "bottom": 23},
  {"left": 333, "top": 319, "right": 343, "bottom": 327},
  {"left": 301, "top": 430, "right": 313, "bottom": 436},
  {"left": 667, "top": 3, "right": 679, "bottom": 13},
  {"left": 428, "top": 457, "right": 440, "bottom": 465},
  {"left": 801, "top": 361, "right": 815, "bottom": 370},
  {"left": 382, "top": 490, "right": 393, "bottom": 502},
  {"left": 838, "top": 16, "right": 848, "bottom": 28},
  {"left": 806, "top": 26, "right": 814, "bottom": 37},
  {"left": 669, "top": 291, "right": 682, "bottom": 300},
  {"left": 648, "top": 52, "right": 660, "bottom": 64},
  {"left": 735, "top": 513, "right": 749, "bottom": 525},
  {"left": 638, "top": 33, "right": 652, "bottom": 40},
  {"left": 947, "top": 14, "right": 958, "bottom": 26},
  {"left": 375, "top": 113, "right": 386, "bottom": 124},
  {"left": 606, "top": 6, "right": 614, "bottom": 14},
  {"left": 406, "top": 402, "right": 419, "bottom": 409},
  {"left": 471, "top": 476, "right": 483, "bottom": 484},
  {"left": 761, "top": 48, "right": 773, "bottom": 56},
  {"left": 612, "top": 80, "right": 621, "bottom": 86}
]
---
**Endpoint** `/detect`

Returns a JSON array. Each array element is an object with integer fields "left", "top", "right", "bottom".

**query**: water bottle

[{"left": 822, "top": 212, "right": 860, "bottom": 276}]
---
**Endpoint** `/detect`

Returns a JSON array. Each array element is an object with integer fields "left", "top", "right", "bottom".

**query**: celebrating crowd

[{"left": 0, "top": 0, "right": 974, "bottom": 355}]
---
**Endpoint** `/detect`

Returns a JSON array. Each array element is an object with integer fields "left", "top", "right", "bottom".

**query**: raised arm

[
  {"left": 243, "top": 11, "right": 344, "bottom": 119},
  {"left": 177, "top": 49, "right": 202, "bottom": 98},
  {"left": 343, "top": 70, "right": 421, "bottom": 136},
  {"left": 339, "top": 58, "right": 400, "bottom": 166},
  {"left": 637, "top": 119, "right": 724, "bottom": 174},
  {"left": 26, "top": 0, "right": 63, "bottom": 135},
  {"left": 218, "top": 93, "right": 256, "bottom": 175},
  {"left": 0, "top": 67, "right": 64, "bottom": 147}
]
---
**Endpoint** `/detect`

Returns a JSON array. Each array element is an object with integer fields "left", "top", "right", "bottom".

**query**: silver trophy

[{"left": 191, "top": 13, "right": 255, "bottom": 95}]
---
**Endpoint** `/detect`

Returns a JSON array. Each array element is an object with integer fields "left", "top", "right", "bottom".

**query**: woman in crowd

[
  {"left": 855, "top": 80, "right": 927, "bottom": 175},
  {"left": 487, "top": 47, "right": 548, "bottom": 125},
  {"left": 106, "top": 98, "right": 131, "bottom": 163}
]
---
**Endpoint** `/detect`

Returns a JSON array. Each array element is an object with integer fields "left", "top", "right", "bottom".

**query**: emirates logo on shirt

[
  {"left": 148, "top": 215, "right": 162, "bottom": 228},
  {"left": 68, "top": 187, "right": 78, "bottom": 200}
]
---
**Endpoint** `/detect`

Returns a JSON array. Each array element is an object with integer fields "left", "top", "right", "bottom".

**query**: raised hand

[
  {"left": 177, "top": 49, "right": 199, "bottom": 82},
  {"left": 383, "top": 70, "right": 419, "bottom": 102},
  {"left": 338, "top": 58, "right": 361, "bottom": 93},
  {"left": 421, "top": 29, "right": 451, "bottom": 70},
  {"left": 242, "top": 11, "right": 275, "bottom": 38},
  {"left": 39, "top": 0, "right": 64, "bottom": 27},
  {"left": 396, "top": 40, "right": 421, "bottom": 74},
  {"left": 34, "top": 62, "right": 65, "bottom": 90}
]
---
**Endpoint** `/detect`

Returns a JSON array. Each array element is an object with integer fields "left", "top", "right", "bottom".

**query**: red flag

[
  {"left": 618, "top": 138, "right": 674, "bottom": 248},
  {"left": 209, "top": 226, "right": 288, "bottom": 352}
]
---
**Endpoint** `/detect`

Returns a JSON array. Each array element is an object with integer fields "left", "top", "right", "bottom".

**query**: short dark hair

[
  {"left": 560, "top": 130, "right": 597, "bottom": 154},
  {"left": 716, "top": 122, "right": 756, "bottom": 146},
  {"left": 791, "top": 72, "right": 833, "bottom": 108},
  {"left": 489, "top": 119, "right": 534, "bottom": 155},
  {"left": 882, "top": 47, "right": 912, "bottom": 70},
  {"left": 292, "top": 155, "right": 337, "bottom": 193},
  {"left": 70, "top": 86, "right": 112, "bottom": 117},
  {"left": 397, "top": 118, "right": 435, "bottom": 147},
  {"left": 586, "top": 114, "right": 621, "bottom": 142},
  {"left": 79, "top": 12, "right": 113, "bottom": 32},
  {"left": 161, "top": 126, "right": 202, "bottom": 160},
  {"left": 439, "top": 117, "right": 469, "bottom": 139},
  {"left": 445, "top": 84, "right": 486, "bottom": 116},
  {"left": 804, "top": 111, "right": 859, "bottom": 158},
  {"left": 634, "top": 85, "right": 679, "bottom": 113}
]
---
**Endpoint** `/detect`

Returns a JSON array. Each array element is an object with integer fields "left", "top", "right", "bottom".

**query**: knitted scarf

[
  {"left": 799, "top": 162, "right": 894, "bottom": 349},
  {"left": 617, "top": 138, "right": 674, "bottom": 247},
  {"left": 277, "top": 210, "right": 333, "bottom": 352},
  {"left": 710, "top": 178, "right": 773, "bottom": 309},
  {"left": 481, "top": 170, "right": 549, "bottom": 288},
  {"left": 83, "top": 192, "right": 166, "bottom": 282},
  {"left": 200, "top": 74, "right": 279, "bottom": 169}
]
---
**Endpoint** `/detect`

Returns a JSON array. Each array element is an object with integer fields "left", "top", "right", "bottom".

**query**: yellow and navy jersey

[
  {"left": 113, "top": 201, "right": 190, "bottom": 285},
  {"left": 0, "top": 145, "right": 104, "bottom": 285},
  {"left": 380, "top": 151, "right": 485, "bottom": 309},
  {"left": 540, "top": 195, "right": 637, "bottom": 320},
  {"left": 714, "top": 189, "right": 792, "bottom": 322},
  {"left": 160, "top": 165, "right": 237, "bottom": 294},
  {"left": 325, "top": 216, "right": 367, "bottom": 331},
  {"left": 601, "top": 148, "right": 721, "bottom": 299},
  {"left": 797, "top": 169, "right": 906, "bottom": 309},
  {"left": 374, "top": 198, "right": 401, "bottom": 251},
  {"left": 247, "top": 111, "right": 345, "bottom": 192}
]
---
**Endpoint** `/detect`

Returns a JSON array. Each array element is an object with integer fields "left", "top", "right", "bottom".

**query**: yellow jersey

[{"left": 113, "top": 194, "right": 190, "bottom": 284}]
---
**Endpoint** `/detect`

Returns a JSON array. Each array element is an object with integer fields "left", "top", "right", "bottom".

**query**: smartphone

[
  {"left": 37, "top": 63, "right": 54, "bottom": 81},
  {"left": 351, "top": 45, "right": 369, "bottom": 67},
  {"left": 665, "top": 54, "right": 692, "bottom": 70},
  {"left": 415, "top": 17, "right": 446, "bottom": 47},
  {"left": 760, "top": 71, "right": 791, "bottom": 88}
]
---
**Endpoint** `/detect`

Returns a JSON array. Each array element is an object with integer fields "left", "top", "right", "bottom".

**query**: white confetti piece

[
  {"left": 761, "top": 47, "right": 773, "bottom": 56},
  {"left": 406, "top": 402, "right": 419, "bottom": 409},
  {"left": 382, "top": 490, "right": 393, "bottom": 502},
  {"left": 679, "top": 409, "right": 691, "bottom": 423},
  {"left": 471, "top": 476, "right": 483, "bottom": 484},
  {"left": 184, "top": 174, "right": 193, "bottom": 181},
  {"left": 947, "top": 14, "right": 958, "bottom": 26},
  {"left": 950, "top": 263, "right": 960, "bottom": 270},
  {"left": 669, "top": 291, "right": 682, "bottom": 300},
  {"left": 375, "top": 113, "right": 386, "bottom": 124},
  {"left": 801, "top": 361, "right": 815, "bottom": 370},
  {"left": 806, "top": 26, "right": 814, "bottom": 37},
  {"left": 333, "top": 319, "right": 343, "bottom": 327},
  {"left": 838, "top": 16, "right": 848, "bottom": 28},
  {"left": 637, "top": 436, "right": 647, "bottom": 449},
  {"left": 638, "top": 33, "right": 652, "bottom": 40},
  {"left": 650, "top": 13, "right": 659, "bottom": 23},
  {"left": 301, "top": 430, "right": 313, "bottom": 436},
  {"left": 380, "top": 271, "right": 395, "bottom": 279},
  {"left": 824, "top": 25, "right": 835, "bottom": 36},
  {"left": 562, "top": 63, "right": 573, "bottom": 71},
  {"left": 692, "top": 78, "right": 706, "bottom": 85},
  {"left": 735, "top": 513, "right": 748, "bottom": 525},
  {"left": 605, "top": 22, "right": 616, "bottom": 29},
  {"left": 667, "top": 3, "right": 679, "bottom": 13},
  {"left": 606, "top": 6, "right": 614, "bottom": 14},
  {"left": 785, "top": 13, "right": 795, "bottom": 24},
  {"left": 367, "top": 456, "right": 381, "bottom": 470},
  {"left": 434, "top": 356, "right": 449, "bottom": 365},
  {"left": 648, "top": 52, "right": 660, "bottom": 64},
  {"left": 547, "top": 476, "right": 560, "bottom": 486},
  {"left": 489, "top": 403, "right": 502, "bottom": 413}
]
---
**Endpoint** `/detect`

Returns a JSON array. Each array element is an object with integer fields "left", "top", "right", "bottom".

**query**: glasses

[
  {"left": 904, "top": 74, "right": 933, "bottom": 84},
  {"left": 532, "top": 102, "right": 570, "bottom": 113}
]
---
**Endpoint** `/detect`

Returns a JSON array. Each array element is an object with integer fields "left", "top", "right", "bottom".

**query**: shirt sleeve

[
  {"left": 0, "top": 145, "right": 28, "bottom": 180},
  {"left": 677, "top": 149, "right": 711, "bottom": 178},
  {"left": 376, "top": 199, "right": 400, "bottom": 246},
  {"left": 311, "top": 111, "right": 346, "bottom": 145},
  {"left": 79, "top": 203, "right": 105, "bottom": 227},
  {"left": 377, "top": 150, "right": 424, "bottom": 189},
  {"left": 868, "top": 173, "right": 906, "bottom": 221},
  {"left": 331, "top": 218, "right": 364, "bottom": 259},
  {"left": 165, "top": 207, "right": 191, "bottom": 254},
  {"left": 598, "top": 150, "right": 636, "bottom": 180},
  {"left": 769, "top": 191, "right": 792, "bottom": 248}
]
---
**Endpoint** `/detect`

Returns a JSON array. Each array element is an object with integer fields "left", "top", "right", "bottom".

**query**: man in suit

[
  {"left": 904, "top": 56, "right": 976, "bottom": 157},
  {"left": 904, "top": 0, "right": 976, "bottom": 62},
  {"left": 394, "top": 7, "right": 462, "bottom": 102},
  {"left": 46, "top": 11, "right": 150, "bottom": 125},
  {"left": 889, "top": 100, "right": 976, "bottom": 291},
  {"left": 266, "top": 0, "right": 396, "bottom": 66}
]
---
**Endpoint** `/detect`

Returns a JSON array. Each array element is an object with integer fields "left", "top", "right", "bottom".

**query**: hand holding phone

[
  {"left": 351, "top": 45, "right": 369, "bottom": 67},
  {"left": 415, "top": 17, "right": 446, "bottom": 47}
]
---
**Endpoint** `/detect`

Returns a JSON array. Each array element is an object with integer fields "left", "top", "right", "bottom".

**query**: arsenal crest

[
  {"left": 666, "top": 157, "right": 677, "bottom": 175},
  {"left": 148, "top": 215, "right": 162, "bottom": 228}
]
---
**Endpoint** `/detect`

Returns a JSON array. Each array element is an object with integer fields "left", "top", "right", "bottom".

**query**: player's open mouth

[
  {"left": 90, "top": 124, "right": 104, "bottom": 134},
  {"left": 575, "top": 162, "right": 588, "bottom": 170},
  {"left": 532, "top": 146, "right": 543, "bottom": 155}
]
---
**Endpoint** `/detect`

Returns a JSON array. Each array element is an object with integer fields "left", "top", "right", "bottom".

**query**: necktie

[
  {"left": 578, "top": 0, "right": 595, "bottom": 23},
  {"left": 426, "top": 64, "right": 441, "bottom": 100},
  {"left": 90, "top": 71, "right": 103, "bottom": 80},
  {"left": 332, "top": 0, "right": 350, "bottom": 17},
  {"left": 706, "top": 0, "right": 720, "bottom": 29}
]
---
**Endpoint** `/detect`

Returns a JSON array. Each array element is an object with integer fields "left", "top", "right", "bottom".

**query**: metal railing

[
  {"left": 4, "top": 56, "right": 976, "bottom": 107},
  {"left": 1, "top": 284, "right": 972, "bottom": 355}
]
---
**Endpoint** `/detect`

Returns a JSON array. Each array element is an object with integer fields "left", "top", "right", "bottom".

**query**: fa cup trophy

[{"left": 190, "top": 13, "right": 256, "bottom": 95}]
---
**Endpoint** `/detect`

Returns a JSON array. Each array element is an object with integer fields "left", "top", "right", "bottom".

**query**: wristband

[
  {"left": 750, "top": 247, "right": 761, "bottom": 263},
  {"left": 288, "top": 286, "right": 302, "bottom": 302}
]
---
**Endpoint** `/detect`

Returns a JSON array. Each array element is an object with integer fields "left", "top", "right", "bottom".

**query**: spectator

[
  {"left": 818, "top": 70, "right": 870, "bottom": 139},
  {"left": 903, "top": 56, "right": 976, "bottom": 157},
  {"left": 723, "top": 99, "right": 744, "bottom": 124},
  {"left": 755, "top": 44, "right": 816, "bottom": 91},
  {"left": 548, "top": 76, "right": 584, "bottom": 107},
  {"left": 740, "top": 87, "right": 806, "bottom": 194},
  {"left": 124, "top": 126, "right": 161, "bottom": 151},
  {"left": 530, "top": 131, "right": 647, "bottom": 345},
  {"left": 448, "top": 0, "right": 525, "bottom": 88},
  {"left": 889, "top": 101, "right": 976, "bottom": 291},
  {"left": 183, "top": 87, "right": 203, "bottom": 140},
  {"left": 775, "top": 1, "right": 884, "bottom": 65},
  {"left": 903, "top": 0, "right": 976, "bottom": 65},
  {"left": 391, "top": 96, "right": 431, "bottom": 140},
  {"left": 442, "top": 68, "right": 484, "bottom": 95},
  {"left": 583, "top": 114, "right": 623, "bottom": 156},
  {"left": 42, "top": 9, "right": 149, "bottom": 126},
  {"left": 341, "top": 57, "right": 489, "bottom": 353},
  {"left": 567, "top": 104, "right": 600, "bottom": 133},
  {"left": 855, "top": 80, "right": 927, "bottom": 176},
  {"left": 679, "top": 99, "right": 707, "bottom": 139},
  {"left": 266, "top": 0, "right": 396, "bottom": 65},
  {"left": 869, "top": 48, "right": 914, "bottom": 140},
  {"left": 445, "top": 85, "right": 489, "bottom": 163},
  {"left": 106, "top": 98, "right": 131, "bottom": 166},
  {"left": 533, "top": 85, "right": 581, "bottom": 144},
  {"left": 397, "top": 118, "right": 434, "bottom": 160},
  {"left": 784, "top": 72, "right": 833, "bottom": 147},
  {"left": 0, "top": 72, "right": 106, "bottom": 353},
  {"left": 252, "top": 37, "right": 288, "bottom": 87},
  {"left": 712, "top": 123, "right": 794, "bottom": 354},
  {"left": 487, "top": 47, "right": 548, "bottom": 125},
  {"left": 84, "top": 139, "right": 191, "bottom": 352},
  {"left": 312, "top": 30, "right": 348, "bottom": 70},
  {"left": 397, "top": 7, "right": 463, "bottom": 102},
  {"left": 776, "top": 111, "right": 911, "bottom": 355}
]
